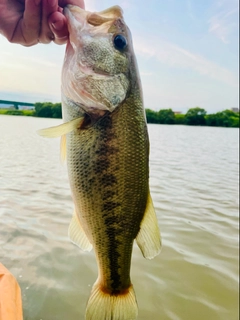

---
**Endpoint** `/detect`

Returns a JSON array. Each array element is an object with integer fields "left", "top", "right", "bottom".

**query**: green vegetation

[
  {"left": 145, "top": 107, "right": 239, "bottom": 128},
  {"left": 34, "top": 102, "right": 62, "bottom": 118},
  {"left": 0, "top": 109, "right": 34, "bottom": 116},
  {"left": 205, "top": 110, "right": 239, "bottom": 128},
  {"left": 0, "top": 103, "right": 239, "bottom": 128},
  {"left": 185, "top": 107, "right": 206, "bottom": 126},
  {"left": 0, "top": 102, "right": 61, "bottom": 118}
]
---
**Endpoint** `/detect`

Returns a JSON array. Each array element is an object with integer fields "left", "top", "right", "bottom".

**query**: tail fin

[{"left": 85, "top": 281, "right": 138, "bottom": 320}]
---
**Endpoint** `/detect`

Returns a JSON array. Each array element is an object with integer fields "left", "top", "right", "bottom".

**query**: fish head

[{"left": 62, "top": 5, "right": 137, "bottom": 117}]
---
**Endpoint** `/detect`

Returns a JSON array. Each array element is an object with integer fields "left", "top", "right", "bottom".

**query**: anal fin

[
  {"left": 136, "top": 192, "right": 162, "bottom": 259},
  {"left": 68, "top": 210, "right": 92, "bottom": 252}
]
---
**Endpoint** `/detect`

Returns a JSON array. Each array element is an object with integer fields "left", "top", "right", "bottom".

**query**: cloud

[
  {"left": 208, "top": 0, "right": 239, "bottom": 43},
  {"left": 0, "top": 51, "right": 58, "bottom": 68},
  {"left": 133, "top": 36, "right": 238, "bottom": 88},
  {"left": 0, "top": 46, "right": 62, "bottom": 98}
]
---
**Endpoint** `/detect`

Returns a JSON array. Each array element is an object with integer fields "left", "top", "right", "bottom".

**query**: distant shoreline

[
  {"left": 0, "top": 109, "right": 34, "bottom": 117},
  {"left": 0, "top": 103, "right": 239, "bottom": 128}
]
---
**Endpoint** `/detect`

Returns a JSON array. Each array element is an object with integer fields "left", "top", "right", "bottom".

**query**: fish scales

[
  {"left": 67, "top": 93, "right": 149, "bottom": 294},
  {"left": 38, "top": 5, "right": 161, "bottom": 320}
]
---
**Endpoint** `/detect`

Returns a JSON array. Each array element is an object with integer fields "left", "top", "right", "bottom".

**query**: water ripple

[{"left": 0, "top": 117, "right": 239, "bottom": 320}]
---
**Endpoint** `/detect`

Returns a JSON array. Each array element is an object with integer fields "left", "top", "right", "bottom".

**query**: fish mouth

[
  {"left": 64, "top": 5, "right": 123, "bottom": 26},
  {"left": 62, "top": 5, "right": 128, "bottom": 116},
  {"left": 63, "top": 6, "right": 115, "bottom": 79},
  {"left": 63, "top": 5, "right": 87, "bottom": 28},
  {"left": 64, "top": 5, "right": 124, "bottom": 36}
]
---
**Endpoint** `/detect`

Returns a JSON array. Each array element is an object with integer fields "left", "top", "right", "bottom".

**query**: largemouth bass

[{"left": 39, "top": 5, "right": 161, "bottom": 320}]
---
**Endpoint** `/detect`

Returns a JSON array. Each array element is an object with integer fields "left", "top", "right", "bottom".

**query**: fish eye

[{"left": 113, "top": 34, "right": 127, "bottom": 50}]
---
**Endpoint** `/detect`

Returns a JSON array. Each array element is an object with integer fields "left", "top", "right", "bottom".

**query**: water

[{"left": 0, "top": 115, "right": 239, "bottom": 320}]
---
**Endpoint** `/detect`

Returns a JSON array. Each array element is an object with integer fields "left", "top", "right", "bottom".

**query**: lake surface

[{"left": 0, "top": 115, "right": 239, "bottom": 320}]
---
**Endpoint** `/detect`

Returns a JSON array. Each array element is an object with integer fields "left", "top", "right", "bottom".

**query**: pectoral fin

[
  {"left": 37, "top": 117, "right": 84, "bottom": 138},
  {"left": 68, "top": 210, "right": 92, "bottom": 252},
  {"left": 136, "top": 192, "right": 162, "bottom": 259},
  {"left": 60, "top": 135, "right": 67, "bottom": 163}
]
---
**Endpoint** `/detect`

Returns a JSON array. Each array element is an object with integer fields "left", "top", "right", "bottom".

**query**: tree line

[
  {"left": 34, "top": 102, "right": 62, "bottom": 118},
  {"left": 1, "top": 102, "right": 238, "bottom": 128},
  {"left": 0, "top": 102, "right": 62, "bottom": 118},
  {"left": 34, "top": 103, "right": 238, "bottom": 127},
  {"left": 146, "top": 107, "right": 239, "bottom": 128}
]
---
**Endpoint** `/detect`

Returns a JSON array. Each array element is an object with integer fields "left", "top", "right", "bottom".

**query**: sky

[{"left": 0, "top": 0, "right": 239, "bottom": 113}]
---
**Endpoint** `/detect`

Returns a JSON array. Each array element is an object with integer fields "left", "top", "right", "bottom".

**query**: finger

[
  {"left": 39, "top": 0, "right": 58, "bottom": 44},
  {"left": 13, "top": 0, "right": 42, "bottom": 46},
  {"left": 48, "top": 11, "right": 69, "bottom": 45},
  {"left": 58, "top": 0, "right": 85, "bottom": 9}
]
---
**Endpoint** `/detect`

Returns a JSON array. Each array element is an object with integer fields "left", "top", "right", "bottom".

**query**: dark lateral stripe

[
  {"left": 105, "top": 225, "right": 122, "bottom": 292},
  {"left": 100, "top": 173, "right": 117, "bottom": 187},
  {"left": 102, "top": 201, "right": 121, "bottom": 212}
]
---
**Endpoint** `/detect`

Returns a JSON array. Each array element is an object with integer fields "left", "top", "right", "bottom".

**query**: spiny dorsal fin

[
  {"left": 88, "top": 6, "right": 123, "bottom": 26},
  {"left": 68, "top": 210, "right": 92, "bottom": 252},
  {"left": 97, "top": 6, "right": 123, "bottom": 19},
  {"left": 87, "top": 13, "right": 112, "bottom": 26},
  {"left": 136, "top": 192, "right": 162, "bottom": 259},
  {"left": 37, "top": 117, "right": 84, "bottom": 138}
]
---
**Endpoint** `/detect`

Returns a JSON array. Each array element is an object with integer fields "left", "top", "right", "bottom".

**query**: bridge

[{"left": 0, "top": 99, "right": 35, "bottom": 109}]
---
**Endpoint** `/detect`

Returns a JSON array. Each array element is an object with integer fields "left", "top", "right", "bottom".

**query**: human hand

[{"left": 0, "top": 0, "right": 85, "bottom": 46}]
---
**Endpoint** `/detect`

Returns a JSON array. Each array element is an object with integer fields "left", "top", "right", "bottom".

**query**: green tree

[
  {"left": 34, "top": 102, "right": 62, "bottom": 118},
  {"left": 174, "top": 114, "right": 185, "bottom": 124},
  {"left": 205, "top": 114, "right": 217, "bottom": 126},
  {"left": 158, "top": 109, "right": 175, "bottom": 124},
  {"left": 37, "top": 103, "right": 53, "bottom": 118},
  {"left": 185, "top": 107, "right": 206, "bottom": 125},
  {"left": 145, "top": 109, "right": 159, "bottom": 123},
  {"left": 206, "top": 109, "right": 239, "bottom": 127},
  {"left": 51, "top": 103, "right": 62, "bottom": 118},
  {"left": 34, "top": 102, "right": 44, "bottom": 116}
]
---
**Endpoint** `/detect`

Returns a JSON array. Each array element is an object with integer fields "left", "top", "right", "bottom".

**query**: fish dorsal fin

[
  {"left": 37, "top": 117, "right": 84, "bottom": 138},
  {"left": 97, "top": 6, "right": 123, "bottom": 19},
  {"left": 60, "top": 134, "right": 67, "bottom": 163},
  {"left": 68, "top": 209, "right": 93, "bottom": 252},
  {"left": 87, "top": 13, "right": 112, "bottom": 26},
  {"left": 87, "top": 6, "right": 123, "bottom": 27},
  {"left": 136, "top": 192, "right": 162, "bottom": 259}
]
